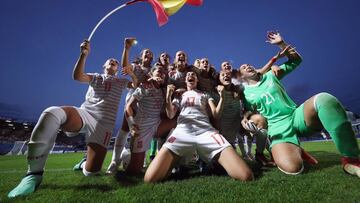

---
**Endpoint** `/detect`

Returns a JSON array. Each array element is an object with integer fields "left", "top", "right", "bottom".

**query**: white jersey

[
  {"left": 219, "top": 90, "right": 243, "bottom": 144},
  {"left": 80, "top": 73, "right": 129, "bottom": 126},
  {"left": 131, "top": 82, "right": 164, "bottom": 152},
  {"left": 132, "top": 82, "right": 164, "bottom": 127},
  {"left": 164, "top": 89, "right": 232, "bottom": 162},
  {"left": 173, "top": 90, "right": 214, "bottom": 135}
]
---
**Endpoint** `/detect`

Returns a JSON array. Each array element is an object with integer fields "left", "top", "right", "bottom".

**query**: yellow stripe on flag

[{"left": 159, "top": 0, "right": 187, "bottom": 16}]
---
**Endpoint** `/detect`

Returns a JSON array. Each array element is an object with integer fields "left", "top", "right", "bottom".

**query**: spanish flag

[{"left": 128, "top": 0, "right": 203, "bottom": 26}]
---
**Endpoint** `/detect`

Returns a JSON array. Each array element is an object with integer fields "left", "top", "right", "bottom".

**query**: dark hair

[
  {"left": 157, "top": 52, "right": 170, "bottom": 64},
  {"left": 151, "top": 62, "right": 163, "bottom": 73},
  {"left": 133, "top": 49, "right": 153, "bottom": 66}
]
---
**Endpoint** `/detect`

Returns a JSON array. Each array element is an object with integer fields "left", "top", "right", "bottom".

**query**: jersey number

[
  {"left": 261, "top": 92, "right": 275, "bottom": 105},
  {"left": 185, "top": 97, "right": 195, "bottom": 107}
]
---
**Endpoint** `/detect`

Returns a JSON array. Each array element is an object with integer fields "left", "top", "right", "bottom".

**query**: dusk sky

[{"left": 1, "top": 0, "right": 360, "bottom": 130}]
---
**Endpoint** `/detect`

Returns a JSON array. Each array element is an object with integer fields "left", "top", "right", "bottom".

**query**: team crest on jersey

[{"left": 167, "top": 136, "right": 176, "bottom": 143}]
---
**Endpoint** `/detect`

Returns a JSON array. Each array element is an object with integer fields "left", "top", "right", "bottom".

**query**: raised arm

[
  {"left": 257, "top": 45, "right": 291, "bottom": 75},
  {"left": 266, "top": 31, "right": 302, "bottom": 79},
  {"left": 208, "top": 85, "right": 225, "bottom": 120},
  {"left": 266, "top": 31, "right": 301, "bottom": 61},
  {"left": 73, "top": 40, "right": 93, "bottom": 83},
  {"left": 122, "top": 64, "right": 139, "bottom": 88},
  {"left": 165, "top": 84, "right": 178, "bottom": 119},
  {"left": 121, "top": 37, "right": 136, "bottom": 68}
]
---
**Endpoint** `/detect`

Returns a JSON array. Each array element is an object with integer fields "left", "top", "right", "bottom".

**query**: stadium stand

[{"left": 0, "top": 117, "right": 86, "bottom": 155}]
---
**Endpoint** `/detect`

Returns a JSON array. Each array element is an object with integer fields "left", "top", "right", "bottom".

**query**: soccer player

[
  {"left": 167, "top": 50, "right": 192, "bottom": 90},
  {"left": 8, "top": 40, "right": 138, "bottom": 198},
  {"left": 106, "top": 38, "right": 153, "bottom": 173},
  {"left": 120, "top": 66, "right": 167, "bottom": 175},
  {"left": 148, "top": 52, "right": 172, "bottom": 161},
  {"left": 219, "top": 54, "right": 287, "bottom": 166},
  {"left": 216, "top": 70, "right": 244, "bottom": 145},
  {"left": 193, "top": 58, "right": 218, "bottom": 94},
  {"left": 239, "top": 31, "right": 360, "bottom": 176},
  {"left": 143, "top": 72, "right": 254, "bottom": 183},
  {"left": 157, "top": 52, "right": 171, "bottom": 74}
]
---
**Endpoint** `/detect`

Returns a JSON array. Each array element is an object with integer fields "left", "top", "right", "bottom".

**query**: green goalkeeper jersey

[{"left": 243, "top": 59, "right": 302, "bottom": 127}]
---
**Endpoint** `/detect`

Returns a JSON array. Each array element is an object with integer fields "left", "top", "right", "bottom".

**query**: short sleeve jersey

[
  {"left": 81, "top": 73, "right": 129, "bottom": 126},
  {"left": 173, "top": 90, "right": 214, "bottom": 134},
  {"left": 242, "top": 59, "right": 301, "bottom": 127},
  {"left": 132, "top": 82, "right": 164, "bottom": 127}
]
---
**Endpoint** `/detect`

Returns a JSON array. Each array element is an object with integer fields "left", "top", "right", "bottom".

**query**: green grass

[{"left": 1, "top": 140, "right": 360, "bottom": 203}]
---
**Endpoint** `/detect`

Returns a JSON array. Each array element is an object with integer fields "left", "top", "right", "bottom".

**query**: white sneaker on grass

[{"left": 106, "top": 161, "right": 120, "bottom": 175}]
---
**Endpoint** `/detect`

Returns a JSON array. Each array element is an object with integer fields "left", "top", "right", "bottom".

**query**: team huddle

[{"left": 8, "top": 32, "right": 360, "bottom": 198}]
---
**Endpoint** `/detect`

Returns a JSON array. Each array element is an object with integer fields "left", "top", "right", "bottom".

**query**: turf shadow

[
  {"left": 302, "top": 150, "right": 341, "bottom": 172},
  {"left": 113, "top": 171, "right": 143, "bottom": 187},
  {"left": 167, "top": 160, "right": 271, "bottom": 181},
  {"left": 40, "top": 183, "right": 113, "bottom": 192}
]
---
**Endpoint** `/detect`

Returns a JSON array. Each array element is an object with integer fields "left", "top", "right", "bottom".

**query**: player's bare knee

[
  {"left": 240, "top": 171, "right": 254, "bottom": 181},
  {"left": 230, "top": 170, "right": 254, "bottom": 181},
  {"left": 144, "top": 171, "right": 158, "bottom": 183},
  {"left": 277, "top": 162, "right": 304, "bottom": 175}
]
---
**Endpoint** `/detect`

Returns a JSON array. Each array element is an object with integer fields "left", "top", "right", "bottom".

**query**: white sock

[
  {"left": 82, "top": 165, "right": 100, "bottom": 176},
  {"left": 111, "top": 129, "right": 129, "bottom": 164},
  {"left": 27, "top": 107, "right": 67, "bottom": 174},
  {"left": 81, "top": 161, "right": 86, "bottom": 169}
]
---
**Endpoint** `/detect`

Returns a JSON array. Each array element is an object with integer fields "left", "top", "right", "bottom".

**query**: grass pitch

[{"left": 1, "top": 140, "right": 360, "bottom": 203}]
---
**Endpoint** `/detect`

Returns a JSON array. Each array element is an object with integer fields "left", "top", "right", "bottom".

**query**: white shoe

[{"left": 106, "top": 161, "right": 119, "bottom": 175}]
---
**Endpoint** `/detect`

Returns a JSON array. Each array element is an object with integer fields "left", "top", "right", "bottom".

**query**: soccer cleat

[
  {"left": 255, "top": 153, "right": 276, "bottom": 167},
  {"left": 73, "top": 158, "right": 86, "bottom": 171},
  {"left": 105, "top": 161, "right": 119, "bottom": 175},
  {"left": 301, "top": 149, "right": 318, "bottom": 165},
  {"left": 341, "top": 157, "right": 360, "bottom": 178},
  {"left": 8, "top": 174, "right": 43, "bottom": 198}
]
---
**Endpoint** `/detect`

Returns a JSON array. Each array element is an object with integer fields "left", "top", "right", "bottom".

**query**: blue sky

[{"left": 1, "top": 0, "right": 360, "bottom": 127}]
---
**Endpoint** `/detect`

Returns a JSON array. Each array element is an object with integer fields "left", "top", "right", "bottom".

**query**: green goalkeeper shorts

[{"left": 268, "top": 104, "right": 315, "bottom": 148}]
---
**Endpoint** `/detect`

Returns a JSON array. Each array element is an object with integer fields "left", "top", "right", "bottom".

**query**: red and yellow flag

[{"left": 129, "top": 0, "right": 203, "bottom": 26}]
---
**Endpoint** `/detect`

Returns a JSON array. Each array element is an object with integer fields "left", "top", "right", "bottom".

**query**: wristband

[{"left": 271, "top": 57, "right": 277, "bottom": 63}]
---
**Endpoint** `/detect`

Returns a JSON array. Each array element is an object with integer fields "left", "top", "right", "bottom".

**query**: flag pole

[{"left": 87, "top": 0, "right": 144, "bottom": 41}]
